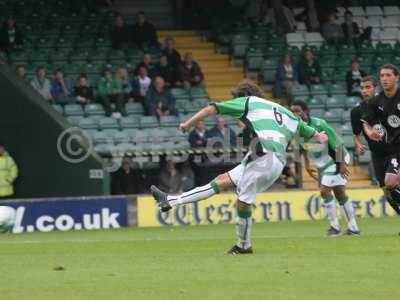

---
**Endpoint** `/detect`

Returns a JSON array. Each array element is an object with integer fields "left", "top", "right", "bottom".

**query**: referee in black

[{"left": 361, "top": 64, "right": 400, "bottom": 215}]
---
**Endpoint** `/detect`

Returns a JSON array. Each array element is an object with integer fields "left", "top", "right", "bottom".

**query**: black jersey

[
  {"left": 351, "top": 100, "right": 389, "bottom": 156},
  {"left": 362, "top": 88, "right": 400, "bottom": 154}
]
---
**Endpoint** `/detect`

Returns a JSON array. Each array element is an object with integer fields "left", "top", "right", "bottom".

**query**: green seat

[
  {"left": 119, "top": 116, "right": 140, "bottom": 128},
  {"left": 308, "top": 97, "right": 325, "bottom": 109},
  {"left": 49, "top": 50, "right": 70, "bottom": 64},
  {"left": 374, "top": 56, "right": 393, "bottom": 68},
  {"left": 334, "top": 56, "right": 353, "bottom": 69},
  {"left": 55, "top": 37, "right": 75, "bottom": 49},
  {"left": 329, "top": 83, "right": 347, "bottom": 96},
  {"left": 204, "top": 115, "right": 217, "bottom": 126},
  {"left": 323, "top": 109, "right": 343, "bottom": 123},
  {"left": 66, "top": 116, "right": 84, "bottom": 126},
  {"left": 231, "top": 34, "right": 250, "bottom": 58},
  {"left": 113, "top": 131, "right": 130, "bottom": 144},
  {"left": 89, "top": 49, "right": 108, "bottom": 63},
  {"left": 263, "top": 45, "right": 283, "bottom": 58},
  {"left": 51, "top": 104, "right": 63, "bottom": 114},
  {"left": 319, "top": 44, "right": 337, "bottom": 57},
  {"left": 310, "top": 84, "right": 329, "bottom": 97},
  {"left": 246, "top": 48, "right": 264, "bottom": 71},
  {"left": 309, "top": 109, "right": 325, "bottom": 119},
  {"left": 190, "top": 87, "right": 208, "bottom": 99},
  {"left": 149, "top": 128, "right": 170, "bottom": 143},
  {"left": 8, "top": 51, "right": 29, "bottom": 64},
  {"left": 94, "top": 144, "right": 116, "bottom": 156},
  {"left": 326, "top": 96, "right": 346, "bottom": 109},
  {"left": 346, "top": 96, "right": 361, "bottom": 109},
  {"left": 340, "top": 123, "right": 353, "bottom": 135},
  {"left": 184, "top": 100, "right": 205, "bottom": 114},
  {"left": 140, "top": 116, "right": 158, "bottom": 128},
  {"left": 358, "top": 43, "right": 375, "bottom": 56},
  {"left": 342, "top": 135, "right": 355, "bottom": 150},
  {"left": 321, "top": 68, "right": 334, "bottom": 82},
  {"left": 338, "top": 44, "right": 356, "bottom": 56},
  {"left": 126, "top": 103, "right": 144, "bottom": 115},
  {"left": 131, "top": 130, "right": 149, "bottom": 144},
  {"left": 108, "top": 50, "right": 126, "bottom": 62},
  {"left": 93, "top": 131, "right": 113, "bottom": 145},
  {"left": 98, "top": 117, "right": 119, "bottom": 129},
  {"left": 78, "top": 117, "right": 98, "bottom": 129},
  {"left": 160, "top": 116, "right": 179, "bottom": 128},
  {"left": 290, "top": 84, "right": 310, "bottom": 98},
  {"left": 376, "top": 43, "right": 393, "bottom": 56},
  {"left": 85, "top": 104, "right": 105, "bottom": 116},
  {"left": 64, "top": 104, "right": 84, "bottom": 116}
]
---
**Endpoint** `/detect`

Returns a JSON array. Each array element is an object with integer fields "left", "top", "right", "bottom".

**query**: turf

[{"left": 1, "top": 218, "right": 400, "bottom": 300}]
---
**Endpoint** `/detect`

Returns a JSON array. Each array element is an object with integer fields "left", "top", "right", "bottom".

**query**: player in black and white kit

[
  {"left": 362, "top": 64, "right": 400, "bottom": 215},
  {"left": 350, "top": 76, "right": 399, "bottom": 211}
]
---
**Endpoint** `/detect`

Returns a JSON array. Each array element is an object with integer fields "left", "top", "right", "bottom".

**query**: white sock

[
  {"left": 167, "top": 183, "right": 217, "bottom": 207},
  {"left": 324, "top": 200, "right": 340, "bottom": 230},
  {"left": 342, "top": 200, "right": 359, "bottom": 232},
  {"left": 236, "top": 216, "right": 252, "bottom": 249}
]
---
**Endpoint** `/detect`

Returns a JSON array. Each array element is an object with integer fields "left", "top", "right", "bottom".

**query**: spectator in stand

[
  {"left": 0, "top": 142, "right": 18, "bottom": 199},
  {"left": 146, "top": 76, "right": 177, "bottom": 117},
  {"left": 0, "top": 17, "right": 23, "bottom": 51},
  {"left": 50, "top": 68, "right": 75, "bottom": 104},
  {"left": 341, "top": 10, "right": 371, "bottom": 45},
  {"left": 132, "top": 66, "right": 152, "bottom": 104},
  {"left": 321, "top": 12, "right": 344, "bottom": 45},
  {"left": 158, "top": 159, "right": 183, "bottom": 194},
  {"left": 116, "top": 67, "right": 133, "bottom": 101},
  {"left": 262, "top": 0, "right": 296, "bottom": 34},
  {"left": 346, "top": 60, "right": 366, "bottom": 96},
  {"left": 96, "top": 69, "right": 126, "bottom": 118},
  {"left": 111, "top": 15, "right": 131, "bottom": 49},
  {"left": 180, "top": 52, "right": 204, "bottom": 89},
  {"left": 31, "top": 66, "right": 53, "bottom": 102},
  {"left": 188, "top": 120, "right": 207, "bottom": 148},
  {"left": 134, "top": 53, "right": 155, "bottom": 77},
  {"left": 273, "top": 53, "right": 299, "bottom": 99},
  {"left": 74, "top": 74, "right": 94, "bottom": 105},
  {"left": 162, "top": 37, "right": 182, "bottom": 73},
  {"left": 298, "top": 49, "right": 321, "bottom": 85},
  {"left": 15, "top": 65, "right": 27, "bottom": 82},
  {"left": 153, "top": 55, "right": 180, "bottom": 87},
  {"left": 131, "top": 11, "right": 159, "bottom": 50},
  {"left": 111, "top": 158, "right": 144, "bottom": 195},
  {"left": 206, "top": 117, "right": 237, "bottom": 148}
]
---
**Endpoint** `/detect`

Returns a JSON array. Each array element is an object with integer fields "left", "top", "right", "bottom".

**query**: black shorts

[{"left": 372, "top": 153, "right": 400, "bottom": 187}]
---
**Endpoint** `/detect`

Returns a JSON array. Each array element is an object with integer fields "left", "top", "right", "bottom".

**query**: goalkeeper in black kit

[{"left": 361, "top": 64, "right": 400, "bottom": 216}]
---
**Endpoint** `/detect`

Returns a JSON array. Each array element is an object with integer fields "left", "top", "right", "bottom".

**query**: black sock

[{"left": 388, "top": 187, "right": 400, "bottom": 215}]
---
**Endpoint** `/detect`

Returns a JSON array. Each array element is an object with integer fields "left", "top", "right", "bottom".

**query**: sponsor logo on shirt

[{"left": 387, "top": 115, "right": 400, "bottom": 128}]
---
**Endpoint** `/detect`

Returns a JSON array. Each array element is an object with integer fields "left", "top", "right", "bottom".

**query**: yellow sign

[{"left": 137, "top": 189, "right": 393, "bottom": 227}]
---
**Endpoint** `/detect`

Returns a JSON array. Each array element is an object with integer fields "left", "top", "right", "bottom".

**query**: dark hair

[
  {"left": 361, "top": 75, "right": 377, "bottom": 86},
  {"left": 54, "top": 68, "right": 64, "bottom": 75},
  {"left": 231, "top": 80, "right": 264, "bottom": 98},
  {"left": 379, "top": 64, "right": 399, "bottom": 76},
  {"left": 344, "top": 10, "right": 353, "bottom": 17},
  {"left": 291, "top": 100, "right": 309, "bottom": 112}
]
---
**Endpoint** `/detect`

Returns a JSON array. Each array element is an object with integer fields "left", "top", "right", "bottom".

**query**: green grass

[{"left": 1, "top": 218, "right": 400, "bottom": 300}]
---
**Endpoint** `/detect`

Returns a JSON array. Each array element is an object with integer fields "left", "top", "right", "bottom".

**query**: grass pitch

[{"left": 1, "top": 218, "right": 400, "bottom": 300}]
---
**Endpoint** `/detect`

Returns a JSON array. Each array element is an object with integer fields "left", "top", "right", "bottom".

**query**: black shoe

[
  {"left": 344, "top": 229, "right": 361, "bottom": 236},
  {"left": 225, "top": 245, "right": 253, "bottom": 255},
  {"left": 150, "top": 185, "right": 171, "bottom": 212},
  {"left": 327, "top": 226, "right": 341, "bottom": 237}
]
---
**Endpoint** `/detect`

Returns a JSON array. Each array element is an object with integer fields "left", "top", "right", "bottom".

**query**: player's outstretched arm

[{"left": 179, "top": 105, "right": 217, "bottom": 133}]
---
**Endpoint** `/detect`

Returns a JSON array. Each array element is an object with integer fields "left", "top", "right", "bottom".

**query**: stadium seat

[
  {"left": 85, "top": 104, "right": 105, "bottom": 116},
  {"left": 231, "top": 34, "right": 250, "bottom": 58},
  {"left": 140, "top": 116, "right": 159, "bottom": 128},
  {"left": 171, "top": 88, "right": 190, "bottom": 100},
  {"left": 94, "top": 144, "right": 116, "bottom": 156},
  {"left": 246, "top": 48, "right": 264, "bottom": 71},
  {"left": 358, "top": 150, "right": 372, "bottom": 164},
  {"left": 323, "top": 109, "right": 343, "bottom": 123},
  {"left": 66, "top": 116, "right": 84, "bottom": 126},
  {"left": 149, "top": 128, "right": 170, "bottom": 143},
  {"left": 308, "top": 97, "right": 325, "bottom": 109},
  {"left": 362, "top": 17, "right": 382, "bottom": 29},
  {"left": 345, "top": 96, "right": 361, "bottom": 109},
  {"left": 102, "top": 129, "right": 120, "bottom": 139},
  {"left": 290, "top": 84, "right": 310, "bottom": 98},
  {"left": 190, "top": 87, "right": 208, "bottom": 99},
  {"left": 93, "top": 131, "right": 113, "bottom": 145},
  {"left": 304, "top": 32, "right": 324, "bottom": 47},
  {"left": 78, "top": 117, "right": 98, "bottom": 129},
  {"left": 342, "top": 110, "right": 351, "bottom": 123},
  {"left": 340, "top": 123, "right": 353, "bottom": 135},
  {"left": 98, "top": 117, "right": 119, "bottom": 130},
  {"left": 309, "top": 109, "right": 325, "bottom": 119},
  {"left": 64, "top": 104, "right": 84, "bottom": 116},
  {"left": 379, "top": 28, "right": 399, "bottom": 45},
  {"left": 310, "top": 84, "right": 328, "bottom": 96},
  {"left": 296, "top": 22, "right": 307, "bottom": 33},
  {"left": 204, "top": 115, "right": 217, "bottom": 126},
  {"left": 381, "top": 17, "right": 399, "bottom": 29},
  {"left": 383, "top": 6, "right": 400, "bottom": 17},
  {"left": 119, "top": 116, "right": 140, "bottom": 129},
  {"left": 126, "top": 103, "right": 145, "bottom": 115},
  {"left": 365, "top": 6, "right": 383, "bottom": 17},
  {"left": 343, "top": 135, "right": 355, "bottom": 150},
  {"left": 329, "top": 83, "right": 347, "bottom": 96},
  {"left": 348, "top": 6, "right": 365, "bottom": 17},
  {"left": 326, "top": 96, "right": 346, "bottom": 109},
  {"left": 113, "top": 131, "right": 130, "bottom": 144},
  {"left": 51, "top": 104, "right": 63, "bottom": 114},
  {"left": 160, "top": 116, "right": 179, "bottom": 128},
  {"left": 286, "top": 32, "right": 305, "bottom": 48}
]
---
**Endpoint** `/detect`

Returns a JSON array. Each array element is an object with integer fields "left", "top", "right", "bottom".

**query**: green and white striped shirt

[
  {"left": 212, "top": 96, "right": 316, "bottom": 162},
  {"left": 300, "top": 117, "right": 349, "bottom": 173}
]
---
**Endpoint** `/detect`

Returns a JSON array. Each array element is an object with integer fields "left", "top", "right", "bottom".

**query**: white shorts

[
  {"left": 228, "top": 152, "right": 284, "bottom": 204},
  {"left": 320, "top": 164, "right": 347, "bottom": 187}
]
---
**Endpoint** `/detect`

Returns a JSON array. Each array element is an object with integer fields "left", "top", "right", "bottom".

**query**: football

[{"left": 0, "top": 206, "right": 16, "bottom": 233}]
